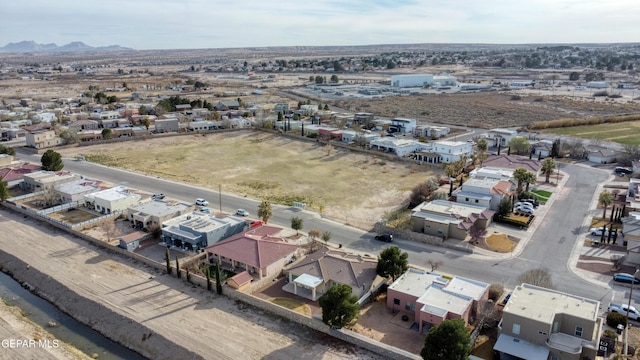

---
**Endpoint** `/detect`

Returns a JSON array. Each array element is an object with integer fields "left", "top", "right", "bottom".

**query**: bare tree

[
  {"left": 516, "top": 268, "right": 554, "bottom": 289},
  {"left": 427, "top": 259, "right": 443, "bottom": 272},
  {"left": 100, "top": 219, "right": 118, "bottom": 242}
]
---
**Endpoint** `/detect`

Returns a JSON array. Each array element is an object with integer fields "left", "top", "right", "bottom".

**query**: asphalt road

[{"left": 17, "top": 149, "right": 615, "bottom": 302}]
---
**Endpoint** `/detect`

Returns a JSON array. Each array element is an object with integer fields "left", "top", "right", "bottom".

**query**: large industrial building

[{"left": 391, "top": 73, "right": 457, "bottom": 88}]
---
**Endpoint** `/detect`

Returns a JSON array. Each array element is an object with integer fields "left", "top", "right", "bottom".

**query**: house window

[
  {"left": 475, "top": 199, "right": 479, "bottom": 203},
  {"left": 393, "top": 298, "right": 400, "bottom": 305},
  {"left": 575, "top": 326, "right": 583, "bottom": 337},
  {"left": 538, "top": 331, "right": 548, "bottom": 336},
  {"left": 465, "top": 198, "right": 469, "bottom": 201},
  {"left": 406, "top": 301, "right": 411, "bottom": 310},
  {"left": 512, "top": 323, "right": 520, "bottom": 335}
]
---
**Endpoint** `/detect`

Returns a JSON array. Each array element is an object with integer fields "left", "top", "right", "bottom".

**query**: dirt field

[
  {"left": 330, "top": 92, "right": 640, "bottom": 129},
  {"left": 57, "top": 131, "right": 437, "bottom": 230},
  {"left": 0, "top": 209, "right": 386, "bottom": 360}
]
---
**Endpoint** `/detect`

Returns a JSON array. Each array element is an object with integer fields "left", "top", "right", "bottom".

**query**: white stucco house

[{"left": 84, "top": 186, "right": 142, "bottom": 214}]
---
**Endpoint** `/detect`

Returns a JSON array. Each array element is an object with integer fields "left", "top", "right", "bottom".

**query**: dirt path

[{"left": 0, "top": 209, "right": 384, "bottom": 360}]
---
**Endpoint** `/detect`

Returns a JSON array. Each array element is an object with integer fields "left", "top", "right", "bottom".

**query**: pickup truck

[{"left": 608, "top": 303, "right": 640, "bottom": 321}]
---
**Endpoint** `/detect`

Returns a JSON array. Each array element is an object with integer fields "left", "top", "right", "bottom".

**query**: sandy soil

[
  {"left": 0, "top": 209, "right": 385, "bottom": 360},
  {"left": 57, "top": 131, "right": 436, "bottom": 230},
  {"left": 0, "top": 302, "right": 91, "bottom": 360}
]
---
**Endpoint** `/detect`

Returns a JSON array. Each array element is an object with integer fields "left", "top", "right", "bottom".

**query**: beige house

[
  {"left": 127, "top": 200, "right": 192, "bottom": 231},
  {"left": 410, "top": 200, "right": 494, "bottom": 240},
  {"left": 495, "top": 283, "right": 602, "bottom": 360},
  {"left": 25, "top": 130, "right": 63, "bottom": 149},
  {"left": 22, "top": 171, "right": 79, "bottom": 191}
]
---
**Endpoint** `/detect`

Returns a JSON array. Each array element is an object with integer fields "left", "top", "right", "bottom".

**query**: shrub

[
  {"left": 510, "top": 95, "right": 522, "bottom": 101},
  {"left": 533, "top": 97, "right": 544, "bottom": 102},
  {"left": 606, "top": 312, "right": 627, "bottom": 328},
  {"left": 593, "top": 91, "right": 609, "bottom": 97},
  {"left": 608, "top": 94, "right": 622, "bottom": 99},
  {"left": 603, "top": 329, "right": 618, "bottom": 339},
  {"left": 488, "top": 284, "right": 504, "bottom": 301}
]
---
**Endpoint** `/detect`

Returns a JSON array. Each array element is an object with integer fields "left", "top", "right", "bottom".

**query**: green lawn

[
  {"left": 531, "top": 189, "right": 552, "bottom": 200},
  {"left": 540, "top": 121, "right": 640, "bottom": 145}
]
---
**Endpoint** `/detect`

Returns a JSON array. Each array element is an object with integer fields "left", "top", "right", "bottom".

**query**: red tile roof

[
  {"left": 490, "top": 180, "right": 513, "bottom": 195},
  {"left": 483, "top": 155, "right": 541, "bottom": 173},
  {"left": 229, "top": 271, "right": 253, "bottom": 287},
  {"left": 0, "top": 163, "right": 41, "bottom": 182},
  {"left": 205, "top": 226, "right": 297, "bottom": 269}
]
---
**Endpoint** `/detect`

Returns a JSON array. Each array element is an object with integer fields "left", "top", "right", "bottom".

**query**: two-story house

[
  {"left": 389, "top": 118, "right": 417, "bottom": 134},
  {"left": 495, "top": 283, "right": 602, "bottom": 360},
  {"left": 455, "top": 177, "right": 514, "bottom": 211},
  {"left": 485, "top": 128, "right": 518, "bottom": 148},
  {"left": 431, "top": 140, "right": 474, "bottom": 164},
  {"left": 410, "top": 200, "right": 494, "bottom": 240},
  {"left": 25, "top": 130, "right": 63, "bottom": 149}
]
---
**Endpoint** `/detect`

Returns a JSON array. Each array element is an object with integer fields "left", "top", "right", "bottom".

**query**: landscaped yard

[
  {"left": 57, "top": 131, "right": 437, "bottom": 230},
  {"left": 270, "top": 298, "right": 311, "bottom": 316},
  {"left": 540, "top": 121, "right": 640, "bottom": 145},
  {"left": 531, "top": 189, "right": 551, "bottom": 201},
  {"left": 485, "top": 233, "right": 517, "bottom": 253}
]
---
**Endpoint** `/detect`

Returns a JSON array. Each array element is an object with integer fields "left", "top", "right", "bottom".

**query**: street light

[{"left": 624, "top": 269, "right": 640, "bottom": 356}]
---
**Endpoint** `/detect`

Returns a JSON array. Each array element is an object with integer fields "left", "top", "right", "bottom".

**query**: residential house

[
  {"left": 22, "top": 171, "right": 79, "bottom": 191},
  {"left": 154, "top": 118, "right": 179, "bottom": 133},
  {"left": 68, "top": 119, "right": 100, "bottom": 131},
  {"left": 495, "top": 283, "right": 601, "bottom": 360},
  {"left": 175, "top": 104, "right": 192, "bottom": 112},
  {"left": 387, "top": 268, "right": 489, "bottom": 333},
  {"left": 368, "top": 137, "right": 430, "bottom": 157},
  {"left": 469, "top": 167, "right": 514, "bottom": 182},
  {"left": 621, "top": 215, "right": 640, "bottom": 264},
  {"left": 284, "top": 246, "right": 380, "bottom": 302},
  {"left": 205, "top": 225, "right": 300, "bottom": 280},
  {"left": 531, "top": 140, "right": 553, "bottom": 158},
  {"left": 389, "top": 117, "right": 417, "bottom": 134},
  {"left": 227, "top": 272, "right": 254, "bottom": 291},
  {"left": 162, "top": 212, "right": 247, "bottom": 252},
  {"left": 0, "top": 154, "right": 15, "bottom": 168},
  {"left": 353, "top": 112, "right": 374, "bottom": 127},
  {"left": 188, "top": 120, "right": 217, "bottom": 131},
  {"left": 84, "top": 186, "right": 142, "bottom": 215},
  {"left": 100, "top": 118, "right": 130, "bottom": 129},
  {"left": 274, "top": 103, "right": 290, "bottom": 116},
  {"left": 431, "top": 140, "right": 474, "bottom": 163},
  {"left": 485, "top": 128, "right": 518, "bottom": 148},
  {"left": 25, "top": 130, "right": 63, "bottom": 149},
  {"left": 455, "top": 177, "right": 514, "bottom": 211},
  {"left": 586, "top": 145, "right": 618, "bottom": 164},
  {"left": 89, "top": 110, "right": 120, "bottom": 121},
  {"left": 483, "top": 155, "right": 542, "bottom": 176},
  {"left": 410, "top": 200, "right": 494, "bottom": 240},
  {"left": 215, "top": 101, "right": 240, "bottom": 111},
  {"left": 0, "top": 163, "right": 41, "bottom": 188},
  {"left": 127, "top": 199, "right": 192, "bottom": 231},
  {"left": 413, "top": 125, "right": 450, "bottom": 139},
  {"left": 55, "top": 178, "right": 104, "bottom": 203}
]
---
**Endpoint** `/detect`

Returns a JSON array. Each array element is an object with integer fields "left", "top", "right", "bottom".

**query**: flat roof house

[
  {"left": 22, "top": 170, "right": 79, "bottom": 191},
  {"left": 162, "top": 212, "right": 247, "bottom": 252},
  {"left": 495, "top": 283, "right": 601, "bottom": 360},
  {"left": 25, "top": 129, "right": 63, "bottom": 149},
  {"left": 205, "top": 225, "right": 299, "bottom": 280},
  {"left": 127, "top": 199, "right": 192, "bottom": 231},
  {"left": 410, "top": 200, "right": 494, "bottom": 240},
  {"left": 485, "top": 128, "right": 518, "bottom": 148},
  {"left": 55, "top": 178, "right": 104, "bottom": 203},
  {"left": 387, "top": 268, "right": 489, "bottom": 333},
  {"left": 84, "top": 186, "right": 141, "bottom": 215}
]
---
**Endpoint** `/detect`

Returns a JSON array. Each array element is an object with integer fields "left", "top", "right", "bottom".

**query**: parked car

[
  {"left": 235, "top": 209, "right": 249, "bottom": 217},
  {"left": 514, "top": 202, "right": 535, "bottom": 210},
  {"left": 615, "top": 167, "right": 633, "bottom": 175},
  {"left": 374, "top": 233, "right": 393, "bottom": 242},
  {"left": 195, "top": 198, "right": 209, "bottom": 206},
  {"left": 520, "top": 199, "right": 539, "bottom": 207},
  {"left": 514, "top": 206, "right": 534, "bottom": 215},
  {"left": 613, "top": 273, "right": 640, "bottom": 284},
  {"left": 502, "top": 292, "right": 512, "bottom": 305},
  {"left": 152, "top": 193, "right": 165, "bottom": 200},
  {"left": 590, "top": 227, "right": 610, "bottom": 236},
  {"left": 609, "top": 303, "right": 640, "bottom": 320},
  {"left": 200, "top": 207, "right": 212, "bottom": 213}
]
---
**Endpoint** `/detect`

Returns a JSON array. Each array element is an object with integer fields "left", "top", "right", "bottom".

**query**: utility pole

[{"left": 218, "top": 184, "right": 222, "bottom": 214}]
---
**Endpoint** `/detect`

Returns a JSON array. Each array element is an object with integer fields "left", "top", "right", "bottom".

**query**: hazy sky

[{"left": 1, "top": 0, "right": 638, "bottom": 50}]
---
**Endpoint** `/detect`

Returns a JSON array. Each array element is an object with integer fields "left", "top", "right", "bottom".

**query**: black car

[
  {"left": 374, "top": 233, "right": 393, "bottom": 242},
  {"left": 615, "top": 167, "right": 633, "bottom": 175}
]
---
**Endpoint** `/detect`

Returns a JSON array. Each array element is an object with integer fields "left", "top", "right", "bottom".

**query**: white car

[
  {"left": 515, "top": 206, "right": 534, "bottom": 215},
  {"left": 195, "top": 198, "right": 209, "bottom": 206},
  {"left": 515, "top": 201, "right": 535, "bottom": 209},
  {"left": 590, "top": 227, "right": 610, "bottom": 236},
  {"left": 151, "top": 193, "right": 165, "bottom": 200},
  {"left": 236, "top": 209, "right": 249, "bottom": 217}
]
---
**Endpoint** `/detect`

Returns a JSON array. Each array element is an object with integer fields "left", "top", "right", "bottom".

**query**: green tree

[
  {"left": 215, "top": 264, "right": 222, "bottom": 295},
  {"left": 41, "top": 149, "right": 64, "bottom": 171},
  {"left": 318, "top": 284, "right": 359, "bottom": 329},
  {"left": 141, "top": 117, "right": 151, "bottom": 130},
  {"left": 330, "top": 74, "right": 339, "bottom": 83},
  {"left": 0, "top": 144, "right": 16, "bottom": 156},
  {"left": 101, "top": 128, "right": 113, "bottom": 140},
  {"left": 599, "top": 191, "right": 614, "bottom": 219},
  {"left": 257, "top": 200, "right": 273, "bottom": 224},
  {"left": 516, "top": 268, "right": 554, "bottom": 289},
  {"left": 541, "top": 158, "right": 557, "bottom": 183},
  {"left": 420, "top": 319, "right": 471, "bottom": 360},
  {"left": 513, "top": 168, "right": 532, "bottom": 193},
  {"left": 323, "top": 104, "right": 329, "bottom": 111},
  {"left": 507, "top": 137, "right": 531, "bottom": 155},
  {"left": 376, "top": 246, "right": 409, "bottom": 282},
  {"left": 496, "top": 197, "right": 513, "bottom": 218},
  {"left": 476, "top": 138, "right": 488, "bottom": 167},
  {"left": 523, "top": 171, "right": 537, "bottom": 192},
  {"left": 321, "top": 231, "right": 332, "bottom": 244},
  {"left": 0, "top": 181, "right": 9, "bottom": 201},
  {"left": 59, "top": 129, "right": 80, "bottom": 144},
  {"left": 291, "top": 216, "right": 303, "bottom": 235},
  {"left": 569, "top": 72, "right": 580, "bottom": 81}
]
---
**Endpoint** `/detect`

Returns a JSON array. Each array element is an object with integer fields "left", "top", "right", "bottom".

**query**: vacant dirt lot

[
  {"left": 57, "top": 131, "right": 436, "bottom": 230},
  {"left": 331, "top": 92, "right": 640, "bottom": 129}
]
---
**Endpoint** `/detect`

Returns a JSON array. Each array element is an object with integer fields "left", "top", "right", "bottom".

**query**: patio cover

[
  {"left": 494, "top": 334, "right": 549, "bottom": 360},
  {"left": 294, "top": 273, "right": 323, "bottom": 288}
]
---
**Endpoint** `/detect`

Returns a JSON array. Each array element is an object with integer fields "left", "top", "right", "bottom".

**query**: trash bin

[{"left": 617, "top": 324, "right": 625, "bottom": 335}]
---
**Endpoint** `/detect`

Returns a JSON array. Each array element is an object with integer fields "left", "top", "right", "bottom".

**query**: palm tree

[
  {"left": 540, "top": 158, "right": 557, "bottom": 183},
  {"left": 476, "top": 138, "right": 488, "bottom": 167},
  {"left": 513, "top": 168, "right": 532, "bottom": 194},
  {"left": 523, "top": 171, "right": 537, "bottom": 192},
  {"left": 257, "top": 200, "right": 273, "bottom": 224},
  {"left": 599, "top": 191, "right": 613, "bottom": 219}
]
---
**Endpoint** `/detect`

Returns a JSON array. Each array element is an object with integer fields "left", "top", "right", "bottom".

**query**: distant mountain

[{"left": 0, "top": 40, "right": 133, "bottom": 53}]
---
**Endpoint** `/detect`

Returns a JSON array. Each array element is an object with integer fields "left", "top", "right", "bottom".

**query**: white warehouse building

[{"left": 391, "top": 74, "right": 434, "bottom": 88}]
